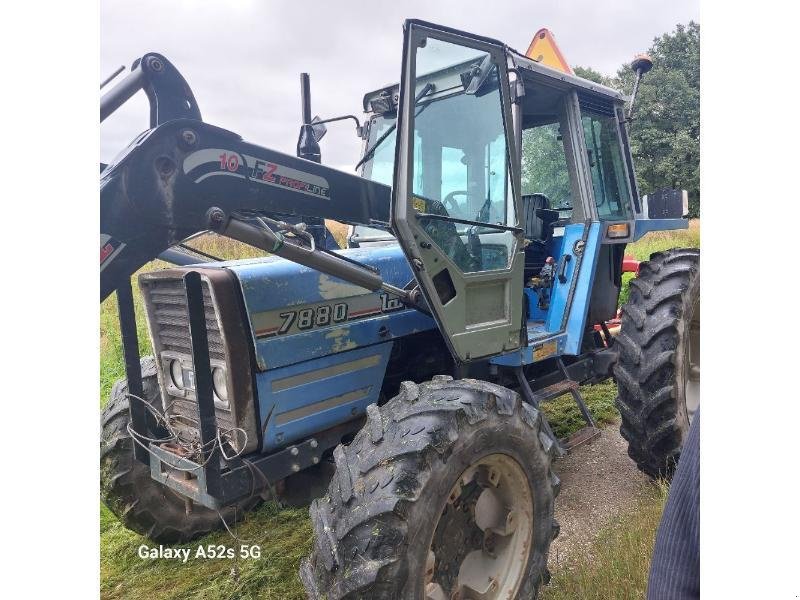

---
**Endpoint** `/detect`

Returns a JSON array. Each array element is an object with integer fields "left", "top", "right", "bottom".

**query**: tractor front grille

[
  {"left": 141, "top": 275, "right": 235, "bottom": 439},
  {"left": 146, "top": 278, "right": 227, "bottom": 362}
]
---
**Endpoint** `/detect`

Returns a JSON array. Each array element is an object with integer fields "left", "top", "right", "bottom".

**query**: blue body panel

[
  {"left": 216, "top": 245, "right": 435, "bottom": 452},
  {"left": 562, "top": 223, "right": 603, "bottom": 354},
  {"left": 545, "top": 224, "right": 590, "bottom": 333},
  {"left": 634, "top": 218, "right": 688, "bottom": 241},
  {"left": 223, "top": 245, "right": 434, "bottom": 371},
  {"left": 491, "top": 222, "right": 602, "bottom": 366},
  {"left": 256, "top": 342, "right": 393, "bottom": 452}
]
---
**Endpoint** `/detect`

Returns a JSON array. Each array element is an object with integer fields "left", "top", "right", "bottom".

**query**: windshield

[
  {"left": 361, "top": 115, "right": 397, "bottom": 187},
  {"left": 358, "top": 83, "right": 513, "bottom": 243},
  {"left": 411, "top": 89, "right": 511, "bottom": 227},
  {"left": 403, "top": 36, "right": 516, "bottom": 274},
  {"left": 350, "top": 115, "right": 399, "bottom": 243}
]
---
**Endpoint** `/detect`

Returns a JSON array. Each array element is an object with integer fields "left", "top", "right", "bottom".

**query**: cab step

[
  {"left": 556, "top": 357, "right": 597, "bottom": 429},
  {"left": 514, "top": 364, "right": 599, "bottom": 458},
  {"left": 529, "top": 379, "right": 579, "bottom": 405}
]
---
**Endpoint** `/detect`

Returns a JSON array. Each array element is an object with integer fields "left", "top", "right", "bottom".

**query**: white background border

[{"left": 2, "top": 1, "right": 799, "bottom": 597}]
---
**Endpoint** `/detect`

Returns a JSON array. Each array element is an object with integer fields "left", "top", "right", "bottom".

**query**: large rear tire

[
  {"left": 615, "top": 248, "right": 700, "bottom": 479},
  {"left": 100, "top": 357, "right": 260, "bottom": 543},
  {"left": 300, "top": 376, "right": 560, "bottom": 600}
]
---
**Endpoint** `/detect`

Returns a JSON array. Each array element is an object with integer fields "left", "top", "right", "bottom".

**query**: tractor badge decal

[{"left": 183, "top": 148, "right": 330, "bottom": 199}]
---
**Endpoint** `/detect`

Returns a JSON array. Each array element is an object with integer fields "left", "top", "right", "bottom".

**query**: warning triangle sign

[{"left": 525, "top": 29, "right": 574, "bottom": 75}]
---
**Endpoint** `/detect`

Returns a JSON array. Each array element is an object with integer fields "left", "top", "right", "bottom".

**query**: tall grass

[
  {"left": 100, "top": 274, "right": 151, "bottom": 404},
  {"left": 542, "top": 381, "right": 618, "bottom": 439},
  {"left": 619, "top": 219, "right": 700, "bottom": 306},
  {"left": 100, "top": 502, "right": 311, "bottom": 600}
]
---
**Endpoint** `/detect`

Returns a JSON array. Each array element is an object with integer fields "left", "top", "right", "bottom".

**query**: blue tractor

[{"left": 100, "top": 20, "right": 699, "bottom": 599}]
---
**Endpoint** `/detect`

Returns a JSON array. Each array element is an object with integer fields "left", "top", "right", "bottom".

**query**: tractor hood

[{"left": 215, "top": 244, "right": 435, "bottom": 371}]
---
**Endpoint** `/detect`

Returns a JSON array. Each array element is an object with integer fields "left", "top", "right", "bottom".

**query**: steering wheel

[
  {"left": 420, "top": 191, "right": 481, "bottom": 272},
  {"left": 442, "top": 190, "right": 468, "bottom": 216}
]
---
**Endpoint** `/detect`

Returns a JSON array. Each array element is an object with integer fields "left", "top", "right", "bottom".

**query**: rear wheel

[
  {"left": 615, "top": 248, "right": 700, "bottom": 479},
  {"left": 100, "top": 357, "right": 260, "bottom": 543},
  {"left": 300, "top": 376, "right": 560, "bottom": 600}
]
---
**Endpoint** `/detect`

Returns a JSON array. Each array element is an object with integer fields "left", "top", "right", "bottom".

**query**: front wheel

[{"left": 300, "top": 376, "right": 560, "bottom": 600}]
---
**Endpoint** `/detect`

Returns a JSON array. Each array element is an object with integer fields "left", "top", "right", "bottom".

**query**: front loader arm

[{"left": 100, "top": 116, "right": 392, "bottom": 300}]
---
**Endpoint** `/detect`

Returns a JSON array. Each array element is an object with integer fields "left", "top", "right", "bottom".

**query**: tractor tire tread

[
  {"left": 614, "top": 248, "right": 699, "bottom": 479},
  {"left": 302, "top": 378, "right": 559, "bottom": 600}
]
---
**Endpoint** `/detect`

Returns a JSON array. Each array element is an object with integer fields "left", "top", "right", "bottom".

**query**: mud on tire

[
  {"left": 100, "top": 357, "right": 259, "bottom": 543},
  {"left": 614, "top": 248, "right": 700, "bottom": 479},
  {"left": 300, "top": 376, "right": 560, "bottom": 600}
]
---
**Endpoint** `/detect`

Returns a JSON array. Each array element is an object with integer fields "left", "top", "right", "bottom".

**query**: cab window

[
  {"left": 580, "top": 106, "right": 633, "bottom": 221},
  {"left": 522, "top": 120, "right": 573, "bottom": 213},
  {"left": 520, "top": 86, "right": 582, "bottom": 238}
]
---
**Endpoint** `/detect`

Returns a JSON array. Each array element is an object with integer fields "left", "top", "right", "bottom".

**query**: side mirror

[
  {"left": 308, "top": 114, "right": 363, "bottom": 140},
  {"left": 310, "top": 116, "right": 327, "bottom": 142}
]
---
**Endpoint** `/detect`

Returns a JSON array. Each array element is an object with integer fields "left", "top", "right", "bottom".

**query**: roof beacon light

[{"left": 627, "top": 54, "right": 653, "bottom": 121}]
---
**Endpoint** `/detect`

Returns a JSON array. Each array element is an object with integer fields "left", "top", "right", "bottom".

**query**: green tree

[
  {"left": 521, "top": 124, "right": 572, "bottom": 209},
  {"left": 615, "top": 22, "right": 700, "bottom": 216},
  {"left": 574, "top": 65, "right": 610, "bottom": 86}
]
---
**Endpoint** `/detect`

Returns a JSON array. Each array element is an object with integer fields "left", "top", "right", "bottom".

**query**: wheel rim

[
  {"left": 425, "top": 454, "right": 533, "bottom": 600},
  {"left": 684, "top": 295, "right": 700, "bottom": 424}
]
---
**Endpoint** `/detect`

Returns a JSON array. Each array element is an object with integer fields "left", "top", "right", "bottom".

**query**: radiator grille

[
  {"left": 142, "top": 277, "right": 234, "bottom": 437},
  {"left": 146, "top": 280, "right": 225, "bottom": 361}
]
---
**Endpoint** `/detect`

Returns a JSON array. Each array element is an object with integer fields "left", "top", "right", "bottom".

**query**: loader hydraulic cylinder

[{"left": 209, "top": 209, "right": 416, "bottom": 303}]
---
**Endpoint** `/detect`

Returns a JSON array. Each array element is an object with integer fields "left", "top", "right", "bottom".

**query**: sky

[{"left": 100, "top": 0, "right": 699, "bottom": 170}]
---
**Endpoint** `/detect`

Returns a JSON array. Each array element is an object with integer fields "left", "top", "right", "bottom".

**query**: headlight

[
  {"left": 212, "top": 367, "right": 228, "bottom": 403},
  {"left": 169, "top": 359, "right": 184, "bottom": 389}
]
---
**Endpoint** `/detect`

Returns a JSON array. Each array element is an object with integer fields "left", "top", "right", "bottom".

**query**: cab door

[{"left": 391, "top": 21, "right": 525, "bottom": 363}]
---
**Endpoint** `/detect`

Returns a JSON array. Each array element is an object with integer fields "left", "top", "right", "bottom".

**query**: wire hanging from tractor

[
  {"left": 125, "top": 392, "right": 283, "bottom": 546},
  {"left": 124, "top": 392, "right": 249, "bottom": 472}
]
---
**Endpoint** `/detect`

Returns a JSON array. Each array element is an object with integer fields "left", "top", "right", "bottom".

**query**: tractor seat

[
  {"left": 522, "top": 194, "right": 560, "bottom": 280},
  {"left": 522, "top": 194, "right": 561, "bottom": 241}
]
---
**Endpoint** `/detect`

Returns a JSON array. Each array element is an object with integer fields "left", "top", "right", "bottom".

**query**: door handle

[{"left": 557, "top": 254, "right": 572, "bottom": 283}]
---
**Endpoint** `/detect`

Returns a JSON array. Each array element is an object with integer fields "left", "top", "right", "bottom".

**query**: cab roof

[{"left": 362, "top": 47, "right": 625, "bottom": 115}]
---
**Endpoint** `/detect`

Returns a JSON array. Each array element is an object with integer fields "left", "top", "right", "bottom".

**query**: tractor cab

[{"left": 351, "top": 21, "right": 682, "bottom": 364}]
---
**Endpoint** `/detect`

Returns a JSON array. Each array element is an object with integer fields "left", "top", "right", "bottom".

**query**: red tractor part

[
  {"left": 594, "top": 256, "right": 640, "bottom": 344},
  {"left": 622, "top": 255, "right": 640, "bottom": 275}
]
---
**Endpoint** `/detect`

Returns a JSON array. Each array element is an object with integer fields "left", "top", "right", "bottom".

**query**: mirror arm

[{"left": 313, "top": 114, "right": 362, "bottom": 129}]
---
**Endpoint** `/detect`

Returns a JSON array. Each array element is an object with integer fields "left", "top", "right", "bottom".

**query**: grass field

[
  {"left": 99, "top": 220, "right": 698, "bottom": 599},
  {"left": 540, "top": 481, "right": 670, "bottom": 600}
]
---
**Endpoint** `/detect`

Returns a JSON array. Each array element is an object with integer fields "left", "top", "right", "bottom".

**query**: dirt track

[
  {"left": 548, "top": 423, "right": 651, "bottom": 568},
  {"left": 281, "top": 421, "right": 653, "bottom": 569}
]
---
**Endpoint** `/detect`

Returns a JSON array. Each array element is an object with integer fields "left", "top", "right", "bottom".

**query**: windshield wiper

[{"left": 355, "top": 82, "right": 435, "bottom": 171}]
